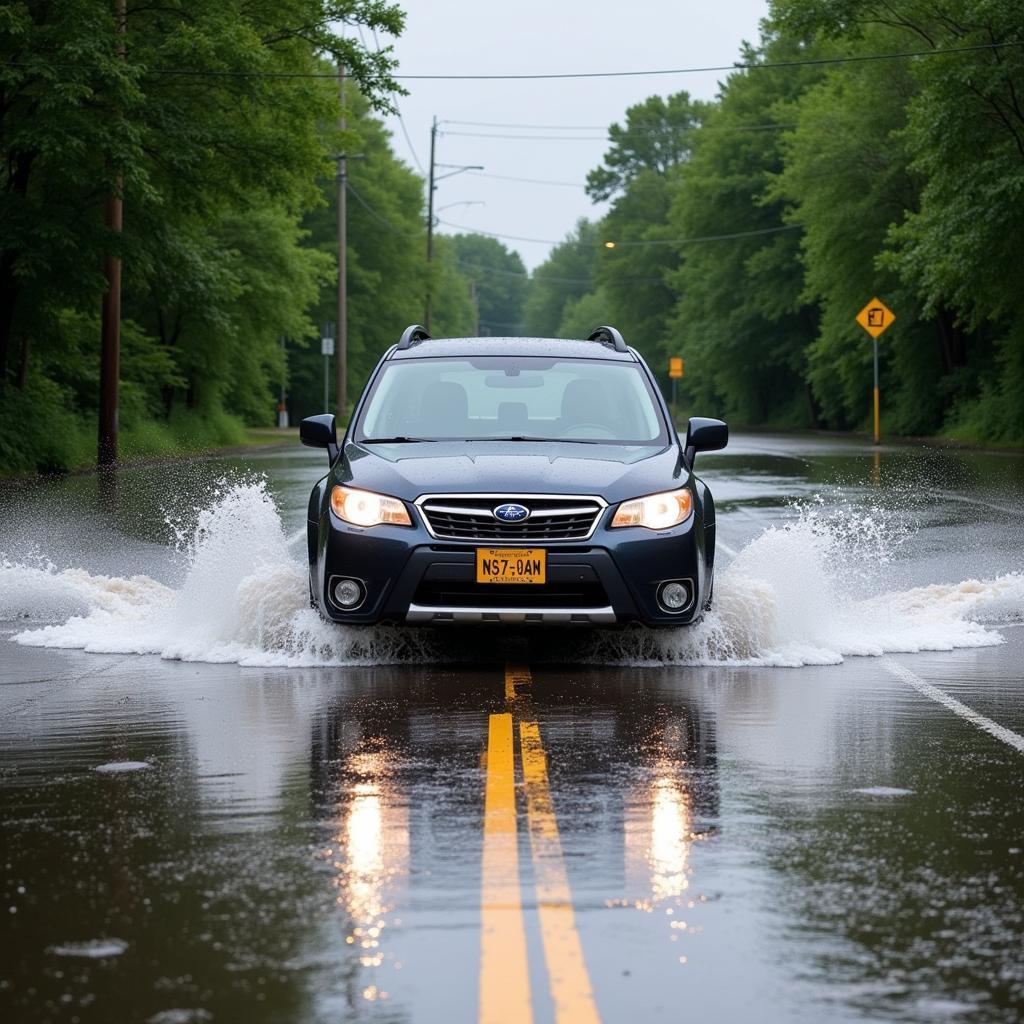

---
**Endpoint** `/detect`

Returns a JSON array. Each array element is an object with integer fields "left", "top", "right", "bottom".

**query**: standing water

[{"left": 1, "top": 438, "right": 1021, "bottom": 667}]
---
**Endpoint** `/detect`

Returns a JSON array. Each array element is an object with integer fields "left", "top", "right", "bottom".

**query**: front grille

[
  {"left": 419, "top": 496, "right": 604, "bottom": 541},
  {"left": 413, "top": 580, "right": 610, "bottom": 609}
]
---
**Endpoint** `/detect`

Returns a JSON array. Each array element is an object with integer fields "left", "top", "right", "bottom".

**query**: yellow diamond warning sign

[{"left": 856, "top": 297, "right": 895, "bottom": 339}]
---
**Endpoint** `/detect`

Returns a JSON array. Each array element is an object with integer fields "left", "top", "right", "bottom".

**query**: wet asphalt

[{"left": 1, "top": 433, "right": 1023, "bottom": 1023}]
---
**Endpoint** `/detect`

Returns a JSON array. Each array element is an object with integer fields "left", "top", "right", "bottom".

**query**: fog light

[
  {"left": 659, "top": 581, "right": 691, "bottom": 612},
  {"left": 333, "top": 578, "right": 364, "bottom": 608}
]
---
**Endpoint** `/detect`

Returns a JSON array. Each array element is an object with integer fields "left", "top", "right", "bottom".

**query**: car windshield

[{"left": 357, "top": 356, "right": 668, "bottom": 444}]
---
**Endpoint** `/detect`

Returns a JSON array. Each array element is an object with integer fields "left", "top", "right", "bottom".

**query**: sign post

[
  {"left": 321, "top": 322, "right": 335, "bottom": 413},
  {"left": 668, "top": 356, "right": 684, "bottom": 423},
  {"left": 855, "top": 299, "right": 895, "bottom": 445}
]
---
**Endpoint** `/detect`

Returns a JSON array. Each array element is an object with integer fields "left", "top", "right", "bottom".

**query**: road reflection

[
  {"left": 617, "top": 702, "right": 718, "bottom": 970},
  {"left": 647, "top": 766, "right": 692, "bottom": 904},
  {"left": 310, "top": 688, "right": 412, "bottom": 1011},
  {"left": 337, "top": 754, "right": 409, "bottom": 996}
]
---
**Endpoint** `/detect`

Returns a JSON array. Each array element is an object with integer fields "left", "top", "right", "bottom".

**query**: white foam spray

[
  {"left": 1, "top": 482, "right": 1021, "bottom": 669},
  {"left": 2, "top": 481, "right": 435, "bottom": 666}
]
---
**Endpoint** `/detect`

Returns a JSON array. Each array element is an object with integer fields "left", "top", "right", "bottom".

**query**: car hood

[{"left": 335, "top": 440, "right": 689, "bottom": 503}]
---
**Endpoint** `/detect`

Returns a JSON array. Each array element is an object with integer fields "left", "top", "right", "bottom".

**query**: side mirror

[
  {"left": 684, "top": 416, "right": 728, "bottom": 467},
  {"left": 300, "top": 414, "right": 339, "bottom": 464}
]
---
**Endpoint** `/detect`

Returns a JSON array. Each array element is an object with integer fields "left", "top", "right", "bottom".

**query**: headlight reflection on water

[
  {"left": 332, "top": 751, "right": 409, "bottom": 1002},
  {"left": 623, "top": 732, "right": 697, "bottom": 964},
  {"left": 649, "top": 770, "right": 692, "bottom": 904}
]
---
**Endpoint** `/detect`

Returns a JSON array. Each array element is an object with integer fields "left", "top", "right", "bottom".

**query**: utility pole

[
  {"left": 98, "top": 0, "right": 126, "bottom": 468},
  {"left": 469, "top": 279, "right": 479, "bottom": 335},
  {"left": 423, "top": 121, "right": 482, "bottom": 331},
  {"left": 321, "top": 321, "right": 334, "bottom": 412},
  {"left": 425, "top": 116, "right": 438, "bottom": 330},
  {"left": 335, "top": 62, "right": 348, "bottom": 427}
]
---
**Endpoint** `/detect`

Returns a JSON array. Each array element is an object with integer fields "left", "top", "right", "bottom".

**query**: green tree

[
  {"left": 773, "top": 0, "right": 1024, "bottom": 440},
  {"left": 583, "top": 93, "right": 711, "bottom": 371},
  {"left": 449, "top": 234, "right": 528, "bottom": 335},
  {"left": 586, "top": 93, "right": 708, "bottom": 202},
  {"left": 287, "top": 97, "right": 477, "bottom": 421},
  {"left": 522, "top": 220, "right": 600, "bottom": 337},
  {"left": 665, "top": 37, "right": 823, "bottom": 425},
  {"left": 0, "top": 0, "right": 404, "bottom": 470}
]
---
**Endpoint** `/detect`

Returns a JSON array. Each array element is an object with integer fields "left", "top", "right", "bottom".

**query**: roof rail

[
  {"left": 587, "top": 325, "right": 628, "bottom": 353},
  {"left": 396, "top": 324, "right": 432, "bottom": 351}
]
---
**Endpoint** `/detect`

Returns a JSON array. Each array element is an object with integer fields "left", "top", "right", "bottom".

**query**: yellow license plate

[{"left": 476, "top": 547, "right": 547, "bottom": 584}]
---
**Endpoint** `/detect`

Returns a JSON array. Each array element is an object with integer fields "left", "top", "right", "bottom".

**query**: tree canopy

[{"left": 527, "top": 0, "right": 1024, "bottom": 444}]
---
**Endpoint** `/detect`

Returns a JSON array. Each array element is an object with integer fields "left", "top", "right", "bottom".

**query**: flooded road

[{"left": 2, "top": 434, "right": 1023, "bottom": 1022}]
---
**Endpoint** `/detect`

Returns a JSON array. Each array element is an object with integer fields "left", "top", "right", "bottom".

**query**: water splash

[
  {"left": 3, "top": 481, "right": 437, "bottom": 666},
  {"left": 1, "top": 483, "right": 1020, "bottom": 669},
  {"left": 579, "top": 501, "right": 1019, "bottom": 667}
]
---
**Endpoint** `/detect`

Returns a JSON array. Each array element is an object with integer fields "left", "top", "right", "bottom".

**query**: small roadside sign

[
  {"left": 321, "top": 336, "right": 335, "bottom": 356},
  {"left": 669, "top": 357, "right": 684, "bottom": 379},
  {"left": 856, "top": 298, "right": 895, "bottom": 339},
  {"left": 856, "top": 297, "right": 895, "bottom": 446}
]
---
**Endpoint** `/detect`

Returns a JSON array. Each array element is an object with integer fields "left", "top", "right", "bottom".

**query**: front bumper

[{"left": 311, "top": 506, "right": 709, "bottom": 628}]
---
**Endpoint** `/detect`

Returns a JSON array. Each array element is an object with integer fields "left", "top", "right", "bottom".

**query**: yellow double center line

[{"left": 479, "top": 664, "right": 600, "bottom": 1024}]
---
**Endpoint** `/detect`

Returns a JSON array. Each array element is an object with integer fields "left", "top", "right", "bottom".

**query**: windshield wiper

[
  {"left": 466, "top": 435, "right": 604, "bottom": 444},
  {"left": 360, "top": 436, "right": 436, "bottom": 444}
]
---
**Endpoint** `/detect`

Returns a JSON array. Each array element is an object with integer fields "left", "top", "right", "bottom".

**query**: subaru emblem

[{"left": 493, "top": 502, "right": 530, "bottom": 523}]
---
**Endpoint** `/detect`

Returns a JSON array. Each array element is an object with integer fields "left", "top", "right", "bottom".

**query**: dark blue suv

[{"left": 301, "top": 325, "right": 727, "bottom": 627}]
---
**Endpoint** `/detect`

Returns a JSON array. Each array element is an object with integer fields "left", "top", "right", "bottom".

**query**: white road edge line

[{"left": 882, "top": 658, "right": 1024, "bottom": 755}]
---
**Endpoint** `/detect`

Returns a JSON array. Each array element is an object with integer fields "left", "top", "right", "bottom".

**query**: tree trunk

[
  {"left": 15, "top": 333, "right": 29, "bottom": 389},
  {"left": 0, "top": 254, "right": 17, "bottom": 387},
  {"left": 0, "top": 151, "right": 36, "bottom": 388},
  {"left": 804, "top": 381, "right": 820, "bottom": 429},
  {"left": 935, "top": 307, "right": 957, "bottom": 374},
  {"left": 157, "top": 308, "right": 180, "bottom": 419}
]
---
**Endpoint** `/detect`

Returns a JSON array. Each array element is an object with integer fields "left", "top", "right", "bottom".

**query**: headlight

[
  {"left": 330, "top": 486, "right": 412, "bottom": 527},
  {"left": 611, "top": 488, "right": 693, "bottom": 530}
]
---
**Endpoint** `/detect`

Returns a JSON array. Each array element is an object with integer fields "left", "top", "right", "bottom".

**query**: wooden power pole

[
  {"left": 335, "top": 62, "right": 348, "bottom": 427},
  {"left": 425, "top": 116, "right": 437, "bottom": 330},
  {"left": 98, "top": 0, "right": 126, "bottom": 467}
]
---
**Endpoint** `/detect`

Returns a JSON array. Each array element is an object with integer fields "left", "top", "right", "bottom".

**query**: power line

[
  {"left": 327, "top": 187, "right": 788, "bottom": 275},
  {"left": 457, "top": 259, "right": 585, "bottom": 282},
  {"left": 457, "top": 259, "right": 669, "bottom": 286},
  {"left": 465, "top": 170, "right": 585, "bottom": 188},
  {"left": 394, "top": 41, "right": 1024, "bottom": 79},
  {"left": 394, "top": 102, "right": 426, "bottom": 174},
  {"left": 441, "top": 124, "right": 794, "bottom": 140},
  {"left": 371, "top": 25, "right": 426, "bottom": 177},
  {"left": 3, "top": 40, "right": 1020, "bottom": 82},
  {"left": 609, "top": 223, "right": 804, "bottom": 247},
  {"left": 440, "top": 219, "right": 802, "bottom": 247},
  {"left": 442, "top": 130, "right": 636, "bottom": 142},
  {"left": 346, "top": 181, "right": 422, "bottom": 237},
  {"left": 439, "top": 221, "right": 572, "bottom": 245},
  {"left": 445, "top": 119, "right": 615, "bottom": 130}
]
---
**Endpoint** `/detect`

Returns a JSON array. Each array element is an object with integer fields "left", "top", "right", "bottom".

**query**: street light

[{"left": 434, "top": 200, "right": 485, "bottom": 225}]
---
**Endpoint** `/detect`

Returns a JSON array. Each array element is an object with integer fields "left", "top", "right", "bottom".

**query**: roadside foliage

[
  {"left": 0, "top": 0, "right": 499, "bottom": 472},
  {"left": 2, "top": 0, "right": 1022, "bottom": 473},
  {"left": 532, "top": 0, "right": 1024, "bottom": 444}
]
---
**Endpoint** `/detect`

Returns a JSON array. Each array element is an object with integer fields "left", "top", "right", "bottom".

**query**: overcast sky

[{"left": 378, "top": 0, "right": 769, "bottom": 271}]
